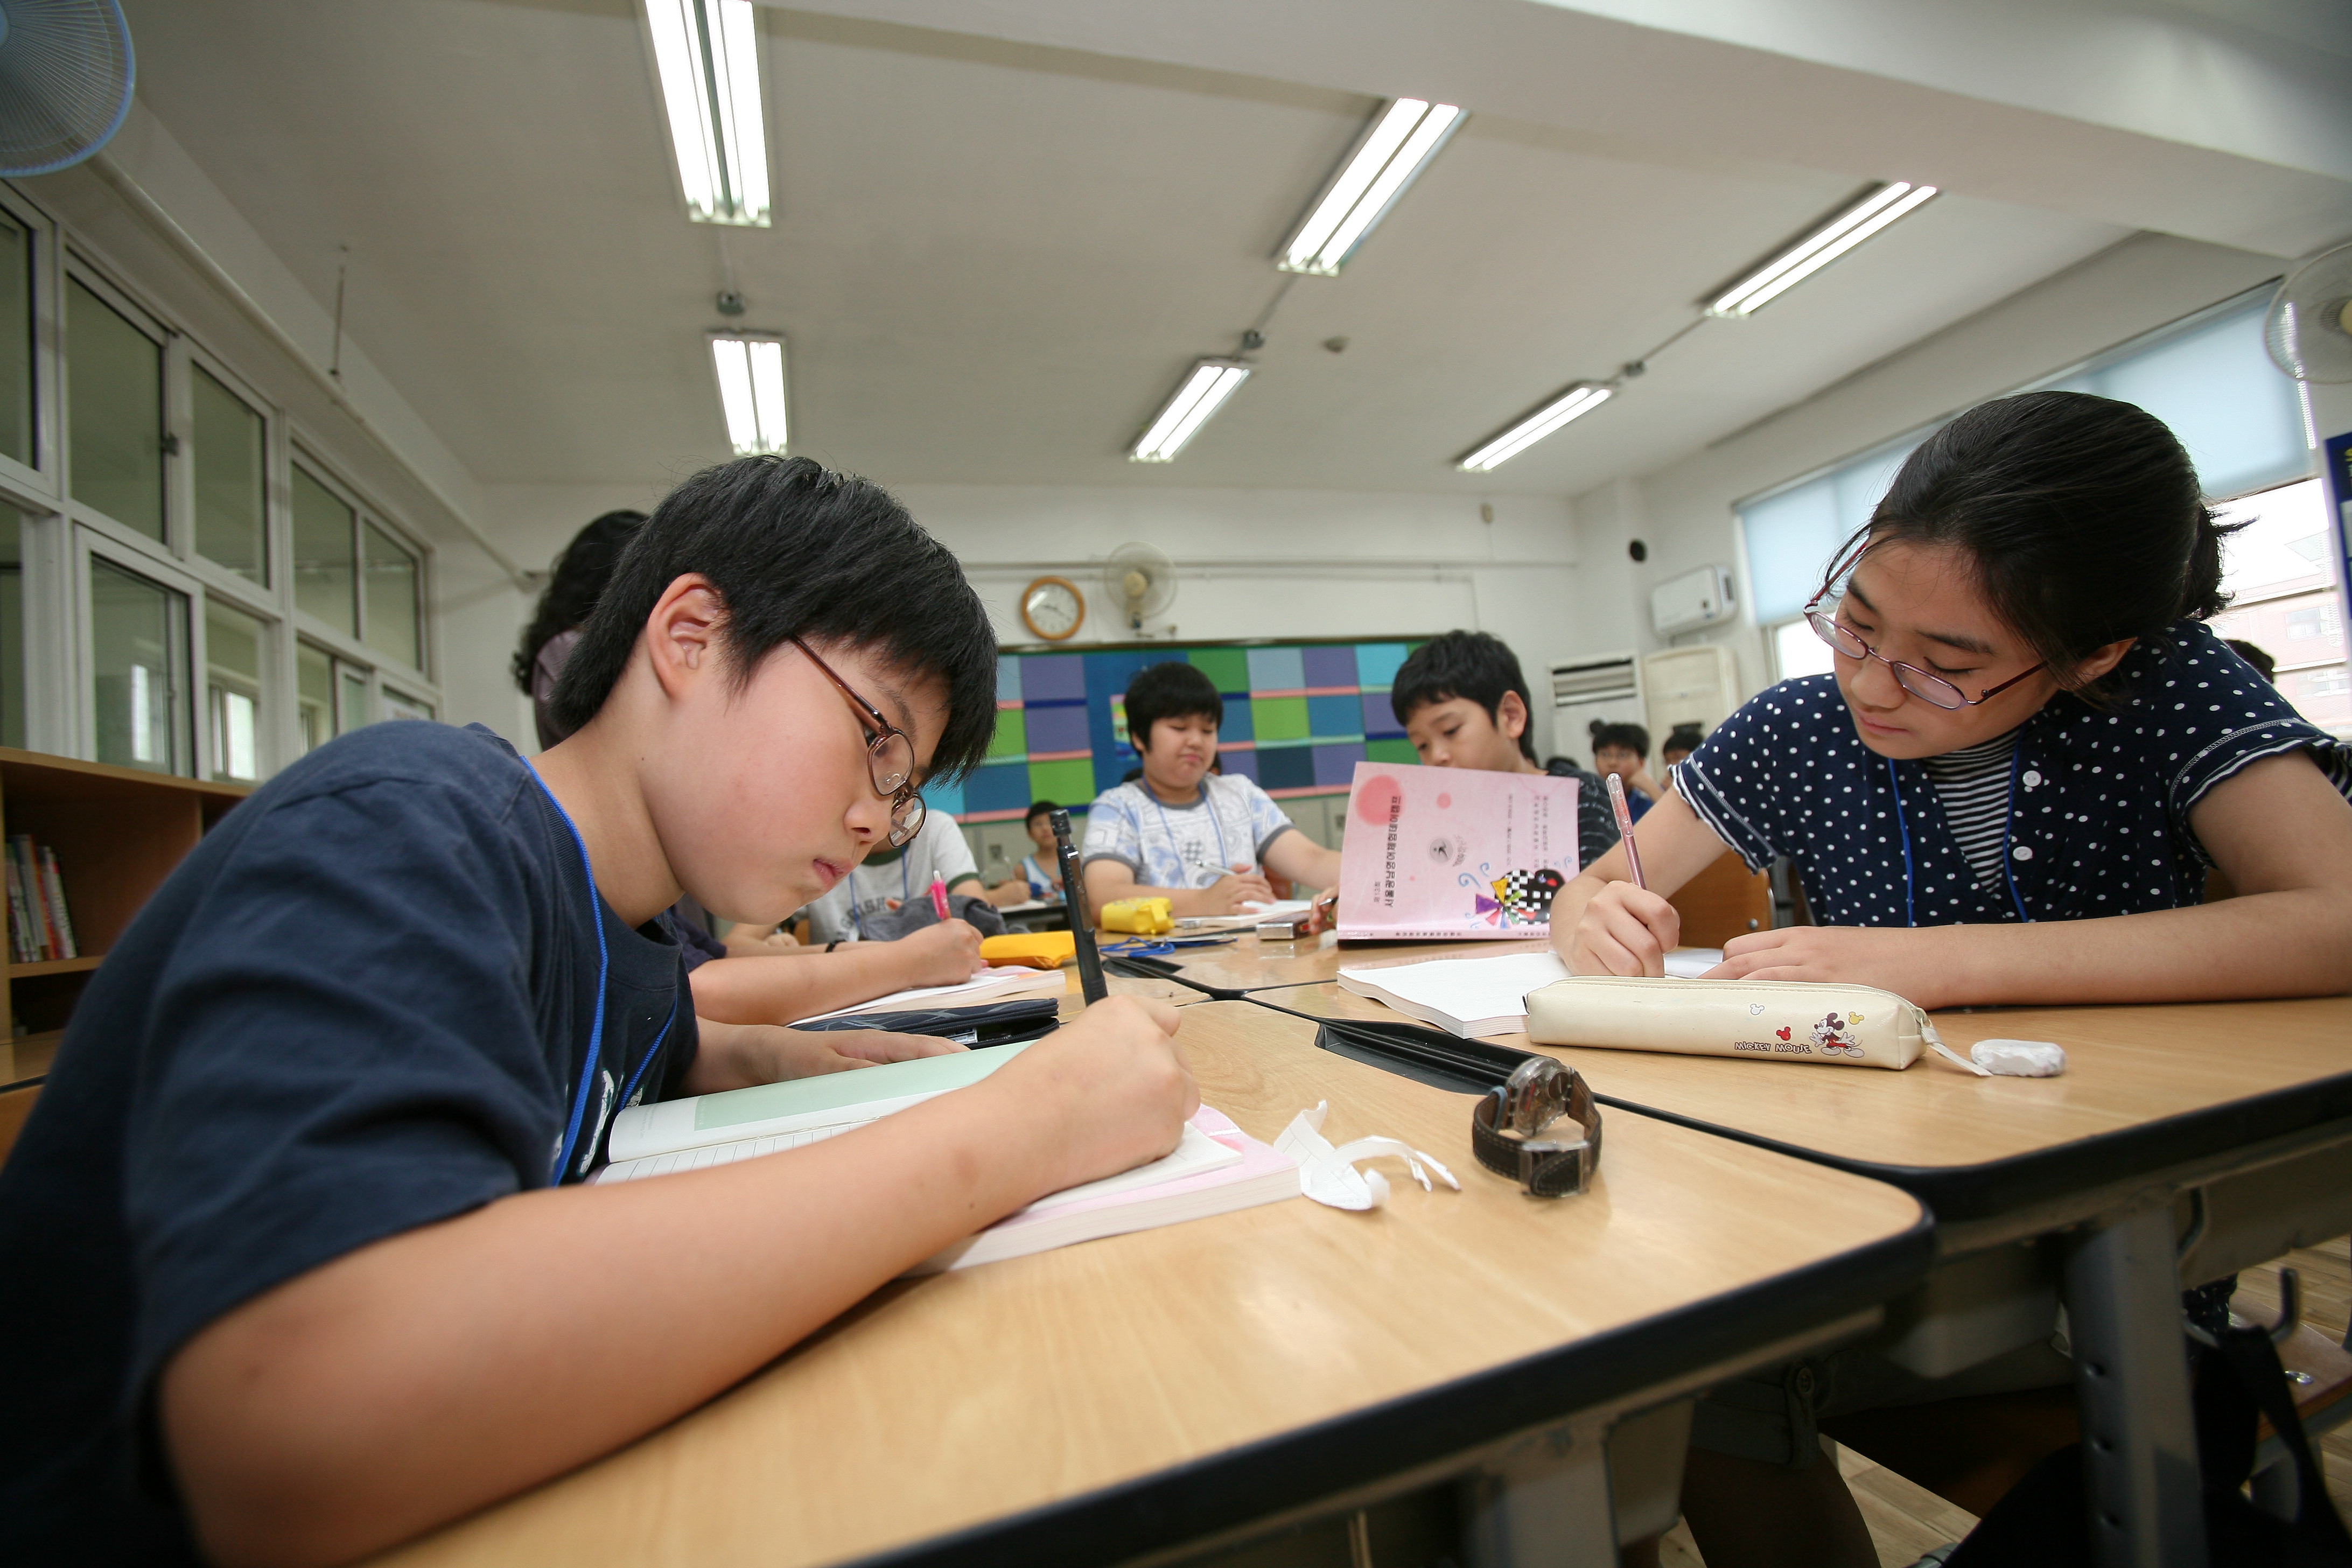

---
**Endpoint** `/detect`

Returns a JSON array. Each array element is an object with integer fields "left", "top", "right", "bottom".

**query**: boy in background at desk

[
  {"left": 797, "top": 806, "right": 987, "bottom": 943},
  {"left": 0, "top": 455, "right": 1195, "bottom": 1568},
  {"left": 986, "top": 799, "right": 1065, "bottom": 906},
  {"left": 1082, "top": 661, "right": 1342, "bottom": 917},
  {"left": 1559, "top": 392, "right": 2352, "bottom": 1568},
  {"left": 1590, "top": 720, "right": 1662, "bottom": 820},
  {"left": 1659, "top": 722, "right": 1704, "bottom": 770},
  {"left": 1391, "top": 630, "right": 1622, "bottom": 870}
]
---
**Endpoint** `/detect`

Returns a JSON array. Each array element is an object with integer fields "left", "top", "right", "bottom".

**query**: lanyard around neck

[
  {"left": 526, "top": 762, "right": 611, "bottom": 1185},
  {"left": 1147, "top": 778, "right": 1230, "bottom": 887}
]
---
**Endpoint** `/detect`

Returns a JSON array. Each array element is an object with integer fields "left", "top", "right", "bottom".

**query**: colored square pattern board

[{"left": 922, "top": 640, "right": 1425, "bottom": 822}]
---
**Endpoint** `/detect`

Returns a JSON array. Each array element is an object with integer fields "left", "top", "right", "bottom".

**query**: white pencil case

[{"left": 1522, "top": 977, "right": 1947, "bottom": 1071}]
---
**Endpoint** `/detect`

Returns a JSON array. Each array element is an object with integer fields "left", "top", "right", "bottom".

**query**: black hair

[
  {"left": 1024, "top": 799, "right": 1058, "bottom": 825},
  {"left": 1590, "top": 721, "right": 1649, "bottom": 759},
  {"left": 1124, "top": 662, "right": 1222, "bottom": 752},
  {"left": 2225, "top": 639, "right": 2277, "bottom": 684},
  {"left": 1662, "top": 723, "right": 1705, "bottom": 758},
  {"left": 1390, "top": 632, "right": 1537, "bottom": 762},
  {"left": 549, "top": 456, "right": 999, "bottom": 781},
  {"left": 512, "top": 510, "right": 647, "bottom": 692},
  {"left": 1830, "top": 390, "right": 2240, "bottom": 695}
]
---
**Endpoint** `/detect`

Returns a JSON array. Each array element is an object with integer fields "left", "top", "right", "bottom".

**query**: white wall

[{"left": 1567, "top": 232, "right": 2305, "bottom": 704}]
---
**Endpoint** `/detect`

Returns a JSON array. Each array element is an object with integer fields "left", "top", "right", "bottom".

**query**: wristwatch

[{"left": 1471, "top": 1056, "right": 1604, "bottom": 1197}]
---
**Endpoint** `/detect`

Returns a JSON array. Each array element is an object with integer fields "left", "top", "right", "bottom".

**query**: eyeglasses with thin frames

[
  {"left": 1804, "top": 542, "right": 2045, "bottom": 711},
  {"left": 792, "top": 638, "right": 927, "bottom": 849}
]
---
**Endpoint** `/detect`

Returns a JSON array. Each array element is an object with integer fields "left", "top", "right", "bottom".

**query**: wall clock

[{"left": 1020, "top": 576, "right": 1086, "bottom": 641}]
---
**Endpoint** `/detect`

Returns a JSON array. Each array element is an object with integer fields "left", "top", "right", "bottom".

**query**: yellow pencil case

[
  {"left": 979, "top": 931, "right": 1076, "bottom": 969},
  {"left": 1522, "top": 977, "right": 1944, "bottom": 1070}
]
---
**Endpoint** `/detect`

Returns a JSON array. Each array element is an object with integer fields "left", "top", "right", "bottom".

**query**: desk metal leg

[
  {"left": 1459, "top": 1413, "right": 1619, "bottom": 1567},
  {"left": 2064, "top": 1205, "right": 2207, "bottom": 1568}
]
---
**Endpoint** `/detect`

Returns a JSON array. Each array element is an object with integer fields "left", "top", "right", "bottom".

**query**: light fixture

[
  {"left": 1706, "top": 181, "right": 1939, "bottom": 317},
  {"left": 1131, "top": 360, "right": 1251, "bottom": 463},
  {"left": 645, "top": 0, "right": 771, "bottom": 227},
  {"left": 1278, "top": 98, "right": 1466, "bottom": 276},
  {"left": 1457, "top": 383, "right": 1614, "bottom": 473},
  {"left": 710, "top": 333, "right": 787, "bottom": 454}
]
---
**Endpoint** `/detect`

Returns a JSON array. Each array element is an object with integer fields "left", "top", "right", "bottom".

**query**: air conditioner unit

[
  {"left": 1650, "top": 564, "right": 1737, "bottom": 638},
  {"left": 1548, "top": 652, "right": 1643, "bottom": 766},
  {"left": 1643, "top": 645, "right": 1741, "bottom": 741}
]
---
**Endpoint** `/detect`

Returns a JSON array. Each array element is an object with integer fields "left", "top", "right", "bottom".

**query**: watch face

[
  {"left": 1024, "top": 580, "right": 1082, "bottom": 639},
  {"left": 1501, "top": 1055, "right": 1572, "bottom": 1136}
]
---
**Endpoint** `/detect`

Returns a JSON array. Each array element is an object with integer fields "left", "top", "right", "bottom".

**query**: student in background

[
  {"left": 799, "top": 808, "right": 986, "bottom": 943},
  {"left": 1556, "top": 393, "right": 2352, "bottom": 1567},
  {"left": 1590, "top": 720, "right": 1662, "bottom": 820},
  {"left": 1660, "top": 723, "right": 1705, "bottom": 771},
  {"left": 988, "top": 800, "right": 1065, "bottom": 904},
  {"left": 1083, "top": 662, "right": 1341, "bottom": 917},
  {"left": 515, "top": 509, "right": 647, "bottom": 751},
  {"left": 0, "top": 454, "right": 1194, "bottom": 1567},
  {"left": 2227, "top": 637, "right": 2278, "bottom": 683},
  {"left": 1392, "top": 631, "right": 1622, "bottom": 871}
]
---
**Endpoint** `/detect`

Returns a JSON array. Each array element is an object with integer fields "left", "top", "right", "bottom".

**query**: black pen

[{"left": 1050, "top": 809, "right": 1107, "bottom": 1004}]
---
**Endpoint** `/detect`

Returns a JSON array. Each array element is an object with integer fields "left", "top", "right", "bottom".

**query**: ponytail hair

[{"left": 1827, "top": 390, "right": 2242, "bottom": 697}]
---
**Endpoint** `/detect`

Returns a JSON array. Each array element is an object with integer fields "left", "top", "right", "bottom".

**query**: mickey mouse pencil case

[{"left": 1522, "top": 977, "right": 1944, "bottom": 1070}]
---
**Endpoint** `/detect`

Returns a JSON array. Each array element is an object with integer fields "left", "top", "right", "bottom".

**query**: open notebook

[
  {"left": 597, "top": 1046, "right": 1296, "bottom": 1271},
  {"left": 1338, "top": 948, "right": 1724, "bottom": 1037},
  {"left": 791, "top": 965, "right": 1066, "bottom": 1025}
]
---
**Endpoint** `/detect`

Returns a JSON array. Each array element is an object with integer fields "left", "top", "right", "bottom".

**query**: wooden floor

[{"left": 1658, "top": 1237, "right": 2352, "bottom": 1566}]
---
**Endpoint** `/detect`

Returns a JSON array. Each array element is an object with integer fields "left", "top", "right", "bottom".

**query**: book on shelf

[{"left": 5, "top": 835, "right": 78, "bottom": 964}]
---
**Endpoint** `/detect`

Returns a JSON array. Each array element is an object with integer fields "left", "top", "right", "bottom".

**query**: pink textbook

[{"left": 1334, "top": 760, "right": 1584, "bottom": 940}]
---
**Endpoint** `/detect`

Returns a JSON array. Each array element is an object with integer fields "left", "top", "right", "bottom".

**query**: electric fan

[
  {"left": 2264, "top": 242, "right": 2352, "bottom": 386},
  {"left": 1102, "top": 543, "right": 1177, "bottom": 632},
  {"left": 0, "top": 0, "right": 136, "bottom": 178}
]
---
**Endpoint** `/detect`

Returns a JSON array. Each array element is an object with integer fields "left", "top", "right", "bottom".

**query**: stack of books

[{"left": 6, "top": 835, "right": 79, "bottom": 964}]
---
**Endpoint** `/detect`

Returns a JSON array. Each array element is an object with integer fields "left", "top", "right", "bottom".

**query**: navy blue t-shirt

[
  {"left": 1676, "top": 621, "right": 2351, "bottom": 927},
  {"left": 0, "top": 722, "right": 697, "bottom": 1565}
]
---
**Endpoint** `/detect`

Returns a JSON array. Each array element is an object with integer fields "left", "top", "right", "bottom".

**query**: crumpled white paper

[
  {"left": 1971, "top": 1038, "right": 2068, "bottom": 1077},
  {"left": 1273, "top": 1100, "right": 1461, "bottom": 1211}
]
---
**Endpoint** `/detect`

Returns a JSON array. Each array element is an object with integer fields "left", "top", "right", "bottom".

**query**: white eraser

[{"left": 1971, "top": 1039, "right": 2067, "bottom": 1077}]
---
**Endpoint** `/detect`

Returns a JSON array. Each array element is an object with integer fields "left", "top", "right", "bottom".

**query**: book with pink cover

[{"left": 1334, "top": 760, "right": 1584, "bottom": 940}]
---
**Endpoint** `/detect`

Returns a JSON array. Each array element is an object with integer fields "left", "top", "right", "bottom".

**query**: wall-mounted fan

[
  {"left": 2265, "top": 243, "right": 2352, "bottom": 386},
  {"left": 1102, "top": 542, "right": 1177, "bottom": 632},
  {"left": 0, "top": 0, "right": 136, "bottom": 178}
]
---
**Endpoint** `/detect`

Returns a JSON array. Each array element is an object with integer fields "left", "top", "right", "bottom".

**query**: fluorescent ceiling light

[
  {"left": 711, "top": 333, "right": 787, "bottom": 453},
  {"left": 1707, "top": 181, "right": 1938, "bottom": 316},
  {"left": 1457, "top": 383, "right": 1614, "bottom": 473},
  {"left": 1278, "top": 98, "right": 1466, "bottom": 276},
  {"left": 645, "top": 0, "right": 771, "bottom": 226},
  {"left": 1131, "top": 360, "right": 1251, "bottom": 463}
]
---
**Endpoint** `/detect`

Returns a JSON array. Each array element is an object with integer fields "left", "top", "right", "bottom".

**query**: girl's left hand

[{"left": 1711, "top": 926, "right": 1958, "bottom": 1010}]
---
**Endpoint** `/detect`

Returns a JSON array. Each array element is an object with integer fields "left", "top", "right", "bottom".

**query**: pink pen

[
  {"left": 1605, "top": 772, "right": 1646, "bottom": 890},
  {"left": 929, "top": 874, "right": 951, "bottom": 921}
]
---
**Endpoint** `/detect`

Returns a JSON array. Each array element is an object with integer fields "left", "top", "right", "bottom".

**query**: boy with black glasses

[{"left": 0, "top": 456, "right": 1194, "bottom": 1568}]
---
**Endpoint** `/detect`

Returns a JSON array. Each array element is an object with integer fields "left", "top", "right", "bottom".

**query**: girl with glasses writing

[{"left": 1555, "top": 389, "right": 2352, "bottom": 1012}]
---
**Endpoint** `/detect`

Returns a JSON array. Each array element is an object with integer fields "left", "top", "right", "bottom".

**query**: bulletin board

[{"left": 923, "top": 639, "right": 1429, "bottom": 822}]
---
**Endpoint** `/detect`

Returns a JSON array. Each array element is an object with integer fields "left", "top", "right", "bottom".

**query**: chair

[{"left": 1670, "top": 851, "right": 1773, "bottom": 947}]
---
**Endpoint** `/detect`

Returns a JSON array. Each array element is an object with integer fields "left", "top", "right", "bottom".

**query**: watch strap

[{"left": 1471, "top": 1087, "right": 1598, "bottom": 1198}]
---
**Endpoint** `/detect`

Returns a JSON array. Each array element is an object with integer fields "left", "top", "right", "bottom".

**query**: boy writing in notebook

[
  {"left": 1082, "top": 661, "right": 1342, "bottom": 917},
  {"left": 0, "top": 456, "right": 1194, "bottom": 1568}
]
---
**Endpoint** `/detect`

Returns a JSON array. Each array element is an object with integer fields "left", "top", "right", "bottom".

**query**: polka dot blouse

[{"left": 1674, "top": 621, "right": 2352, "bottom": 928}]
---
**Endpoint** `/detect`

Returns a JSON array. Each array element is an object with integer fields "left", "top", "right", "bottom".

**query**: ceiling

[{"left": 106, "top": 1, "right": 2347, "bottom": 500}]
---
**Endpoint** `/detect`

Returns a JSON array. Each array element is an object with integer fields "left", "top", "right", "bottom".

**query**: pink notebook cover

[{"left": 1334, "top": 760, "right": 1584, "bottom": 940}]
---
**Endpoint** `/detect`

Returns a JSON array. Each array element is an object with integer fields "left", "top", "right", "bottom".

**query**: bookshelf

[{"left": 0, "top": 747, "right": 249, "bottom": 1088}]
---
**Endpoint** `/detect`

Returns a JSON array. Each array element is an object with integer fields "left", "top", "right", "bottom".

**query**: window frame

[
  {"left": 74, "top": 526, "right": 200, "bottom": 778},
  {"left": 0, "top": 184, "right": 58, "bottom": 502},
  {"left": 285, "top": 443, "right": 434, "bottom": 686},
  {"left": 59, "top": 256, "right": 176, "bottom": 561}
]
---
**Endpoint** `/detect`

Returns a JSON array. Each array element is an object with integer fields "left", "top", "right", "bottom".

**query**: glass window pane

[
  {"left": 91, "top": 558, "right": 187, "bottom": 774},
  {"left": 381, "top": 687, "right": 434, "bottom": 723},
  {"left": 193, "top": 368, "right": 267, "bottom": 584},
  {"left": 339, "top": 667, "right": 370, "bottom": 733},
  {"left": 362, "top": 520, "right": 419, "bottom": 670},
  {"left": 0, "top": 506, "right": 23, "bottom": 749},
  {"left": 205, "top": 599, "right": 264, "bottom": 782},
  {"left": 292, "top": 465, "right": 355, "bottom": 634},
  {"left": 68, "top": 278, "right": 165, "bottom": 540},
  {"left": 0, "top": 212, "right": 30, "bottom": 467},
  {"left": 297, "top": 641, "right": 334, "bottom": 752}
]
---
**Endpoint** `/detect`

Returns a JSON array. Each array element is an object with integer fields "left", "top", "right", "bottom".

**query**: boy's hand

[
  {"left": 891, "top": 916, "right": 985, "bottom": 983},
  {"left": 1198, "top": 867, "right": 1276, "bottom": 914},
  {"left": 987, "top": 996, "right": 1196, "bottom": 1198},
  {"left": 1566, "top": 881, "right": 1682, "bottom": 977},
  {"left": 768, "top": 1027, "right": 965, "bottom": 1079}
]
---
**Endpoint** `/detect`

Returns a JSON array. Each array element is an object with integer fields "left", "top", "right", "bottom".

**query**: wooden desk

[
  {"left": 1126, "top": 933, "right": 1551, "bottom": 998},
  {"left": 381, "top": 1003, "right": 1927, "bottom": 1568},
  {"left": 1263, "top": 981, "right": 2352, "bottom": 1567}
]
